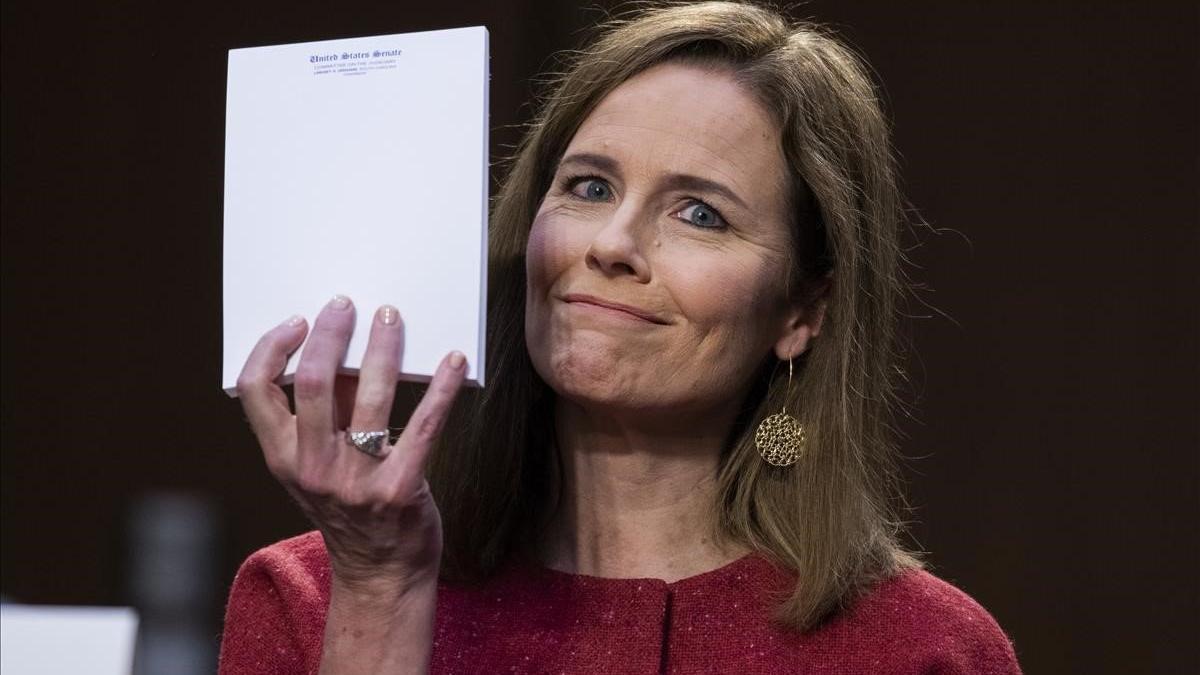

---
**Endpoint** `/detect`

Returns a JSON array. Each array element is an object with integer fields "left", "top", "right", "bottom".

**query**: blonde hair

[{"left": 430, "top": 0, "right": 922, "bottom": 631}]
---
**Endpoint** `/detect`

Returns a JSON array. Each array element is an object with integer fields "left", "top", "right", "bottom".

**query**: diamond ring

[{"left": 346, "top": 430, "right": 390, "bottom": 458}]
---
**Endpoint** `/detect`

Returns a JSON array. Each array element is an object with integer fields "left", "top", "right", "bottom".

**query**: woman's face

[{"left": 525, "top": 62, "right": 815, "bottom": 419}]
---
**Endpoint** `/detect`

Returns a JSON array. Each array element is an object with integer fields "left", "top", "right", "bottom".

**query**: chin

[{"left": 532, "top": 339, "right": 640, "bottom": 409}]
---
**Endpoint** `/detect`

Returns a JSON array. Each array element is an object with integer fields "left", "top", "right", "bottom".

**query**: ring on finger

[{"left": 346, "top": 430, "right": 390, "bottom": 458}]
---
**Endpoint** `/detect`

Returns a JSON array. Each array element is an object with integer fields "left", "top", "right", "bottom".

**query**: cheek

[
  {"left": 525, "top": 215, "right": 550, "bottom": 291},
  {"left": 670, "top": 254, "right": 779, "bottom": 330},
  {"left": 526, "top": 210, "right": 584, "bottom": 363},
  {"left": 525, "top": 209, "right": 584, "bottom": 295},
  {"left": 525, "top": 216, "right": 551, "bottom": 375}
]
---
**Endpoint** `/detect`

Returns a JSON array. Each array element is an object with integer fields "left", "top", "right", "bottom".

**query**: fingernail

[
  {"left": 378, "top": 305, "right": 398, "bottom": 325},
  {"left": 284, "top": 315, "right": 305, "bottom": 327},
  {"left": 329, "top": 294, "right": 351, "bottom": 310},
  {"left": 449, "top": 351, "right": 466, "bottom": 370}
]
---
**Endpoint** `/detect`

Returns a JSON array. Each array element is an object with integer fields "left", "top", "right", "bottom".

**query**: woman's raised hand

[{"left": 236, "top": 294, "right": 466, "bottom": 597}]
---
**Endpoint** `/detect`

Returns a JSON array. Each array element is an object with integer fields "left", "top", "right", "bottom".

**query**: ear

[{"left": 773, "top": 280, "right": 829, "bottom": 361}]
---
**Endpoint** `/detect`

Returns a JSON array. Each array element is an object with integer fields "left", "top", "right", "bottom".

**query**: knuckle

[
  {"left": 292, "top": 369, "right": 326, "bottom": 400},
  {"left": 334, "top": 483, "right": 365, "bottom": 508},
  {"left": 386, "top": 487, "right": 431, "bottom": 521},
  {"left": 236, "top": 374, "right": 266, "bottom": 398},
  {"left": 412, "top": 410, "right": 443, "bottom": 443},
  {"left": 355, "top": 389, "right": 390, "bottom": 416},
  {"left": 294, "top": 470, "right": 332, "bottom": 499},
  {"left": 370, "top": 497, "right": 404, "bottom": 521}
]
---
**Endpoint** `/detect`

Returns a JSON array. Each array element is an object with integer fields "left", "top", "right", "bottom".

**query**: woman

[{"left": 220, "top": 2, "right": 1021, "bottom": 673}]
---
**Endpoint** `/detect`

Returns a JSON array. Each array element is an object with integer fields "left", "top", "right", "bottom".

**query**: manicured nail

[
  {"left": 378, "top": 305, "right": 398, "bottom": 325},
  {"left": 449, "top": 351, "right": 466, "bottom": 370},
  {"left": 284, "top": 315, "right": 305, "bottom": 327},
  {"left": 329, "top": 294, "right": 351, "bottom": 310}
]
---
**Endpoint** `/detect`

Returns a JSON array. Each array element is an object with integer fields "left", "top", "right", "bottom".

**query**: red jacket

[{"left": 219, "top": 531, "right": 1020, "bottom": 674}]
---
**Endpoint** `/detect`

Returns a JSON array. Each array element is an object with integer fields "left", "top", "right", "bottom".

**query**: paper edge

[{"left": 222, "top": 25, "right": 491, "bottom": 398}]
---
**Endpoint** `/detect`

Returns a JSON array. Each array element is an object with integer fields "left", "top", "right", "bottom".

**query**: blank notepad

[{"left": 223, "top": 26, "right": 488, "bottom": 395}]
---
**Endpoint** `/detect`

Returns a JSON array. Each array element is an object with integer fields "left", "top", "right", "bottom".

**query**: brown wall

[{"left": 2, "top": 1, "right": 1196, "bottom": 672}]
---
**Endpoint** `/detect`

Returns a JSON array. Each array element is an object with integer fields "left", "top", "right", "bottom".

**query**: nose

[{"left": 585, "top": 200, "right": 651, "bottom": 282}]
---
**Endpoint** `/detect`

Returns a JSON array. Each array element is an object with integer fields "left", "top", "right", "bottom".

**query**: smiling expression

[{"left": 524, "top": 62, "right": 811, "bottom": 420}]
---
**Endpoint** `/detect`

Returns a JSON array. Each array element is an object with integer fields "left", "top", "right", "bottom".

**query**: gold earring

[{"left": 755, "top": 357, "right": 806, "bottom": 467}]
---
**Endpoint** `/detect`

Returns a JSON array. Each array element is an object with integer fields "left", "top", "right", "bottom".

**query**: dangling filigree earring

[{"left": 755, "top": 357, "right": 806, "bottom": 467}]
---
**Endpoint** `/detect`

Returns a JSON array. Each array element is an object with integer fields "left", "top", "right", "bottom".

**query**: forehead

[{"left": 565, "top": 62, "right": 788, "bottom": 205}]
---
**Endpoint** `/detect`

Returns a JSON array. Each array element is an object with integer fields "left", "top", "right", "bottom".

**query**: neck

[{"left": 540, "top": 398, "right": 749, "bottom": 582}]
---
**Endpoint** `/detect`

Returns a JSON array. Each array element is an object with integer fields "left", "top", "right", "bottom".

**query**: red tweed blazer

[{"left": 219, "top": 531, "right": 1020, "bottom": 674}]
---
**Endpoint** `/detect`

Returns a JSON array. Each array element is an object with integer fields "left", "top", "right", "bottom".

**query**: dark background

[{"left": 3, "top": 1, "right": 1196, "bottom": 672}]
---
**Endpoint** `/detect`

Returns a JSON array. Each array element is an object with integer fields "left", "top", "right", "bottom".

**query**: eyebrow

[{"left": 557, "top": 152, "right": 750, "bottom": 212}]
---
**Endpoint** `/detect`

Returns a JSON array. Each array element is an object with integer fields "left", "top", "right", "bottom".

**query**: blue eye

[
  {"left": 676, "top": 201, "right": 724, "bottom": 229},
  {"left": 570, "top": 178, "right": 613, "bottom": 202}
]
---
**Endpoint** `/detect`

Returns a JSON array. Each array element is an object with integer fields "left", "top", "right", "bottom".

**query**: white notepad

[{"left": 223, "top": 26, "right": 488, "bottom": 395}]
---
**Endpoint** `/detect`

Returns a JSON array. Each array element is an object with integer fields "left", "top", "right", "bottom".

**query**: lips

[{"left": 559, "top": 293, "right": 670, "bottom": 325}]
